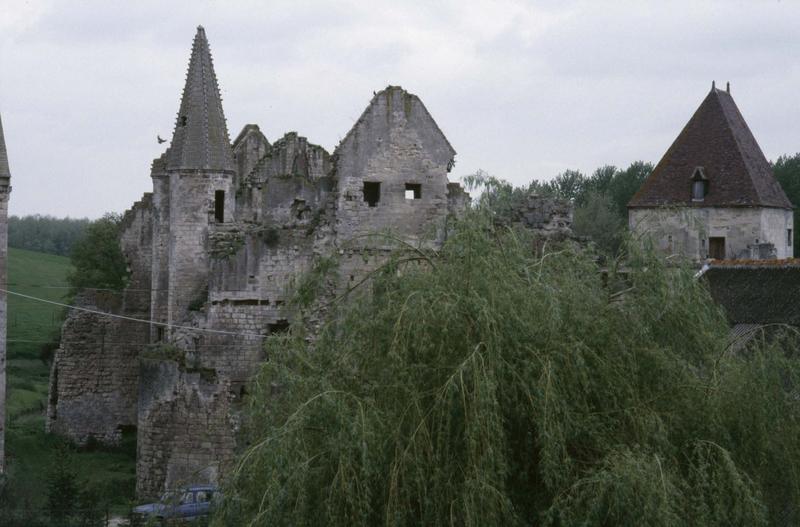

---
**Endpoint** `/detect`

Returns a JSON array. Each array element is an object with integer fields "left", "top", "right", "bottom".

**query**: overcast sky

[{"left": 1, "top": 0, "right": 800, "bottom": 218}]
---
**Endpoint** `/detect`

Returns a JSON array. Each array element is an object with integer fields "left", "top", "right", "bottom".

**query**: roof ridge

[{"left": 708, "top": 90, "right": 762, "bottom": 201}]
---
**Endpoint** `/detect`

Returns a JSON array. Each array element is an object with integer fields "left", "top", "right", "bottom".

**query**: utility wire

[{"left": 0, "top": 288, "right": 269, "bottom": 339}]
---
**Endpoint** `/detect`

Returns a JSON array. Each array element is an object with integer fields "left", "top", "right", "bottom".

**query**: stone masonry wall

[
  {"left": 47, "top": 196, "right": 153, "bottom": 445},
  {"left": 629, "top": 206, "right": 793, "bottom": 261},
  {"left": 167, "top": 170, "right": 234, "bottom": 327},
  {"left": 334, "top": 87, "right": 456, "bottom": 248},
  {"left": 137, "top": 359, "right": 234, "bottom": 498}
]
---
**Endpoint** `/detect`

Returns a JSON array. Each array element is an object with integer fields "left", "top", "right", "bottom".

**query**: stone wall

[
  {"left": 505, "top": 194, "right": 573, "bottom": 238},
  {"left": 136, "top": 359, "right": 234, "bottom": 498},
  {"left": 629, "top": 206, "right": 794, "bottom": 261},
  {"left": 165, "top": 169, "right": 235, "bottom": 328},
  {"left": 334, "top": 87, "right": 456, "bottom": 248},
  {"left": 46, "top": 196, "right": 153, "bottom": 445}
]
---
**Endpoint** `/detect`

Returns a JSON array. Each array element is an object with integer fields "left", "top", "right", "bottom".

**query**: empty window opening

[
  {"left": 405, "top": 183, "right": 422, "bottom": 200},
  {"left": 709, "top": 237, "right": 726, "bottom": 260},
  {"left": 363, "top": 182, "right": 381, "bottom": 207},
  {"left": 268, "top": 320, "right": 290, "bottom": 334},
  {"left": 691, "top": 167, "right": 708, "bottom": 201},
  {"left": 789, "top": 229, "right": 793, "bottom": 247},
  {"left": 692, "top": 180, "right": 707, "bottom": 201},
  {"left": 214, "top": 190, "right": 225, "bottom": 222},
  {"left": 156, "top": 326, "right": 165, "bottom": 342},
  {"left": 180, "top": 115, "right": 187, "bottom": 127}
]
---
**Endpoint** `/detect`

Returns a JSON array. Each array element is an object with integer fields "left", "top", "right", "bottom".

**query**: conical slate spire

[
  {"left": 0, "top": 113, "right": 10, "bottom": 184},
  {"left": 167, "top": 26, "right": 235, "bottom": 172}
]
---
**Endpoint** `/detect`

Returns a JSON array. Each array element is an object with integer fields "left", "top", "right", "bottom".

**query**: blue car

[{"left": 133, "top": 485, "right": 220, "bottom": 522}]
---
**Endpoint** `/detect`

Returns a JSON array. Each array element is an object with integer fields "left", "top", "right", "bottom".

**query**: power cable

[{"left": 0, "top": 288, "right": 270, "bottom": 339}]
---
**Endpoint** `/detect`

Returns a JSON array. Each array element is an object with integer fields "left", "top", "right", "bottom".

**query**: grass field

[{"left": 5, "top": 247, "right": 136, "bottom": 513}]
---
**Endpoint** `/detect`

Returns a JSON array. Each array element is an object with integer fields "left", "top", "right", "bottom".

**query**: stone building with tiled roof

[{"left": 628, "top": 83, "right": 794, "bottom": 261}]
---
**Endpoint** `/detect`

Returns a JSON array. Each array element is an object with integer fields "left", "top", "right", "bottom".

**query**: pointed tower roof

[
  {"left": 167, "top": 26, "right": 235, "bottom": 172},
  {"left": 0, "top": 112, "right": 10, "bottom": 185},
  {"left": 629, "top": 85, "right": 791, "bottom": 209}
]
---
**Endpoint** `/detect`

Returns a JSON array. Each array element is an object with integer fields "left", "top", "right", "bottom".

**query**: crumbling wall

[
  {"left": 47, "top": 196, "right": 153, "bottom": 445},
  {"left": 232, "top": 124, "right": 270, "bottom": 187},
  {"left": 505, "top": 194, "right": 573, "bottom": 238},
  {"left": 136, "top": 358, "right": 235, "bottom": 498},
  {"left": 150, "top": 156, "right": 170, "bottom": 340}
]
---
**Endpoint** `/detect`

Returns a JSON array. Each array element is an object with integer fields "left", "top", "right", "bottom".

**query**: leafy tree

[
  {"left": 46, "top": 443, "right": 78, "bottom": 523},
  {"left": 549, "top": 169, "right": 586, "bottom": 202},
  {"left": 67, "top": 213, "right": 128, "bottom": 293},
  {"left": 217, "top": 207, "right": 800, "bottom": 526},
  {"left": 573, "top": 191, "right": 624, "bottom": 255},
  {"left": 607, "top": 161, "right": 653, "bottom": 218},
  {"left": 772, "top": 153, "right": 800, "bottom": 256},
  {"left": 8, "top": 215, "right": 91, "bottom": 256}
]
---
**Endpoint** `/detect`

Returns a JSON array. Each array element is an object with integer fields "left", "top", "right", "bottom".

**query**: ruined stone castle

[{"left": 42, "top": 27, "right": 574, "bottom": 498}]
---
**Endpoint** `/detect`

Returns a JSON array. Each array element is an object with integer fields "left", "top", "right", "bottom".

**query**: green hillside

[{"left": 4, "top": 247, "right": 136, "bottom": 515}]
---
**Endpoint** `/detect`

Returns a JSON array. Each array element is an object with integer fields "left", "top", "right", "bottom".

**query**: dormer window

[{"left": 691, "top": 166, "right": 708, "bottom": 201}]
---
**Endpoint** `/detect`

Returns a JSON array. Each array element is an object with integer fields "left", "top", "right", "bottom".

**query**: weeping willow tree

[{"left": 216, "top": 210, "right": 800, "bottom": 526}]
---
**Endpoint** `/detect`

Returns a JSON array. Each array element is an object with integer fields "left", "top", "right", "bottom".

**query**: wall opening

[
  {"left": 692, "top": 180, "right": 707, "bottom": 201},
  {"left": 214, "top": 190, "right": 225, "bottom": 222},
  {"left": 268, "top": 320, "right": 290, "bottom": 334},
  {"left": 691, "top": 166, "right": 708, "bottom": 201},
  {"left": 709, "top": 237, "right": 725, "bottom": 259},
  {"left": 405, "top": 183, "right": 422, "bottom": 200},
  {"left": 363, "top": 182, "right": 380, "bottom": 207},
  {"left": 789, "top": 229, "right": 793, "bottom": 247},
  {"left": 156, "top": 326, "right": 165, "bottom": 342},
  {"left": 180, "top": 115, "right": 187, "bottom": 127}
]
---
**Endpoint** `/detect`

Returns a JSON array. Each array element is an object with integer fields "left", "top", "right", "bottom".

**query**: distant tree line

[
  {"left": 9, "top": 215, "right": 91, "bottom": 257},
  {"left": 468, "top": 161, "right": 653, "bottom": 256},
  {"left": 509, "top": 155, "right": 800, "bottom": 257}
]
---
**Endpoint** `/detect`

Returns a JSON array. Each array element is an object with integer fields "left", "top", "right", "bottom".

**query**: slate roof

[
  {"left": 167, "top": 26, "right": 235, "bottom": 172},
  {"left": 702, "top": 261, "right": 800, "bottom": 325},
  {"left": 628, "top": 85, "right": 791, "bottom": 209},
  {"left": 0, "top": 112, "right": 10, "bottom": 181}
]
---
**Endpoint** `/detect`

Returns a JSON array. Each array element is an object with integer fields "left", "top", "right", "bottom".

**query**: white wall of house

[{"left": 629, "top": 207, "right": 794, "bottom": 260}]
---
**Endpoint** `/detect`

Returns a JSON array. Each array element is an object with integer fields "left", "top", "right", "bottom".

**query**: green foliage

[
  {"left": 9, "top": 214, "right": 91, "bottom": 257},
  {"left": 466, "top": 162, "right": 651, "bottom": 256},
  {"left": 47, "top": 443, "right": 79, "bottom": 521},
  {"left": 3, "top": 248, "right": 136, "bottom": 519},
  {"left": 67, "top": 213, "right": 129, "bottom": 293},
  {"left": 217, "top": 211, "right": 800, "bottom": 526},
  {"left": 573, "top": 192, "right": 624, "bottom": 255},
  {"left": 772, "top": 153, "right": 800, "bottom": 256}
]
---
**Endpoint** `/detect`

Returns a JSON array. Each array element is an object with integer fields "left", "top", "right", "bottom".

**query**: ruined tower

[
  {"left": 0, "top": 112, "right": 12, "bottom": 473},
  {"left": 153, "top": 26, "right": 236, "bottom": 334}
]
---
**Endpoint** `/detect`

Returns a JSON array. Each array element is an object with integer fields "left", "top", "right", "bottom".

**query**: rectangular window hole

[
  {"left": 268, "top": 320, "right": 290, "bottom": 334},
  {"left": 363, "top": 182, "right": 380, "bottom": 207},
  {"left": 214, "top": 190, "right": 225, "bottom": 222},
  {"left": 405, "top": 183, "right": 421, "bottom": 200}
]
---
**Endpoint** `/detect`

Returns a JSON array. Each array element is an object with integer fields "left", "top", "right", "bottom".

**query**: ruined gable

[{"left": 334, "top": 86, "right": 457, "bottom": 245}]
